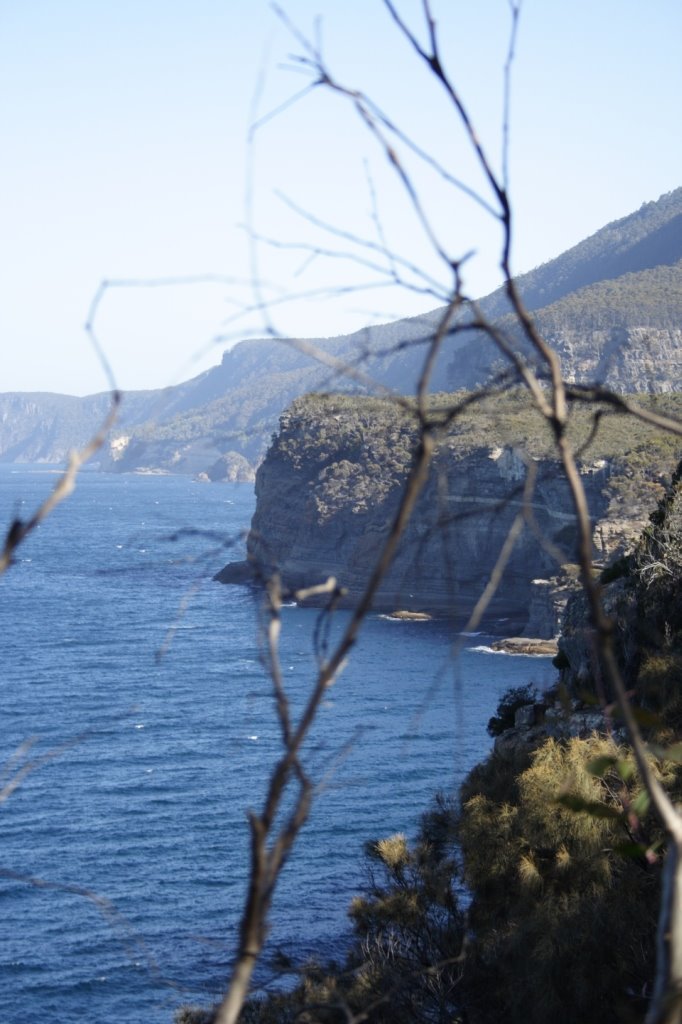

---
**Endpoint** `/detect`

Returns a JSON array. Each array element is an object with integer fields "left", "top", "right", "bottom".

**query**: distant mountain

[
  {"left": 437, "top": 188, "right": 682, "bottom": 391},
  {"left": 1, "top": 187, "right": 680, "bottom": 474},
  {"left": 480, "top": 187, "right": 682, "bottom": 318},
  {"left": 0, "top": 391, "right": 153, "bottom": 464}
]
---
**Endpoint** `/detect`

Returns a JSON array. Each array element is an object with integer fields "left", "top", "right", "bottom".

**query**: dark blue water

[{"left": 0, "top": 466, "right": 553, "bottom": 1023}]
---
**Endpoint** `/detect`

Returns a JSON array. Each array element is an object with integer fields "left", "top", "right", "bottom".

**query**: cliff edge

[{"left": 217, "top": 391, "right": 679, "bottom": 635}]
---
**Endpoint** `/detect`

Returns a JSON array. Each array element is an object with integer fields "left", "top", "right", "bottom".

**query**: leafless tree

[{"left": 6, "top": 4, "right": 680, "bottom": 1022}]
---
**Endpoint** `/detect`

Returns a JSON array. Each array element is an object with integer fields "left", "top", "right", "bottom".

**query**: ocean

[{"left": 0, "top": 466, "right": 553, "bottom": 1023}]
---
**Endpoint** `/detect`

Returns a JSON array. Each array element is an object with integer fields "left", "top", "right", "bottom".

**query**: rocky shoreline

[
  {"left": 214, "top": 563, "right": 563, "bottom": 662},
  {"left": 491, "top": 636, "right": 559, "bottom": 656}
]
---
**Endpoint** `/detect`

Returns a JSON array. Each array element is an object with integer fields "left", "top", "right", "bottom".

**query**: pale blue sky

[{"left": 1, "top": 1, "right": 680, "bottom": 395}]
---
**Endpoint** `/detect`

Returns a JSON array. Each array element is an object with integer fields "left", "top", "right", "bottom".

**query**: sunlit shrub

[{"left": 459, "top": 734, "right": 661, "bottom": 1024}]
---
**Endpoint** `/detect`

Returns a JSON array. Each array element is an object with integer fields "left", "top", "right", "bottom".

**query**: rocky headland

[{"left": 216, "top": 390, "right": 679, "bottom": 637}]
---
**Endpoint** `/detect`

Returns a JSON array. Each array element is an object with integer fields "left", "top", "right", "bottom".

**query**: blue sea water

[{"left": 0, "top": 466, "right": 554, "bottom": 1023}]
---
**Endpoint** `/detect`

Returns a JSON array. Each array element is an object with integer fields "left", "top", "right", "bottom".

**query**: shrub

[
  {"left": 458, "top": 734, "right": 663, "bottom": 1024},
  {"left": 486, "top": 683, "right": 540, "bottom": 736},
  {"left": 174, "top": 1007, "right": 217, "bottom": 1024}
]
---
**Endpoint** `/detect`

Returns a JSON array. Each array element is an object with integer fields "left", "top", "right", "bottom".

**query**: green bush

[
  {"left": 345, "top": 796, "right": 465, "bottom": 1023},
  {"left": 459, "top": 734, "right": 663, "bottom": 1024}
]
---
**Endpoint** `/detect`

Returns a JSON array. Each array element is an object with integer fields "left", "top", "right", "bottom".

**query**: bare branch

[
  {"left": 567, "top": 385, "right": 682, "bottom": 438},
  {"left": 0, "top": 391, "right": 121, "bottom": 576},
  {"left": 383, "top": 0, "right": 508, "bottom": 217},
  {"left": 268, "top": 190, "right": 449, "bottom": 295},
  {"left": 501, "top": 2, "right": 521, "bottom": 191},
  {"left": 213, "top": 5, "right": 682, "bottom": 1021},
  {"left": 216, "top": 418, "right": 441, "bottom": 1023}
]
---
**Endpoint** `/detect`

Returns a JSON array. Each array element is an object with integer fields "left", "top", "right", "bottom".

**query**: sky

[{"left": 1, "top": 0, "right": 681, "bottom": 396}]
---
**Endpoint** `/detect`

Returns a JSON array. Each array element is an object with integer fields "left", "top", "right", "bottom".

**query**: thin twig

[{"left": 0, "top": 392, "right": 121, "bottom": 576}]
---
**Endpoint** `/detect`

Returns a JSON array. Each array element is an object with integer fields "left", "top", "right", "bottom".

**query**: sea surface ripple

[{"left": 0, "top": 467, "right": 553, "bottom": 1023}]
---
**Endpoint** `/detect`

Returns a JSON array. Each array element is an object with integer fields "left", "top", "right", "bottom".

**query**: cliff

[
  {"left": 558, "top": 456, "right": 682, "bottom": 705},
  {"left": 218, "top": 392, "right": 680, "bottom": 635},
  {"left": 444, "top": 261, "right": 682, "bottom": 393}
]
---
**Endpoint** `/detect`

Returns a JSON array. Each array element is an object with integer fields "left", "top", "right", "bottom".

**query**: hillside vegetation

[{"left": 268, "top": 388, "right": 682, "bottom": 522}]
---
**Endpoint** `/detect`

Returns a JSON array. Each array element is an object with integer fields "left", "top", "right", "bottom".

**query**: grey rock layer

[{"left": 235, "top": 415, "right": 625, "bottom": 635}]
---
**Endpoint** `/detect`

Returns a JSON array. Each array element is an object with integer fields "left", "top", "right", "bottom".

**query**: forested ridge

[{"left": 1, "top": 189, "right": 681, "bottom": 477}]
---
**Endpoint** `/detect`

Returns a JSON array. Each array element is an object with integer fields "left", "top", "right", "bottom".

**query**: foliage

[
  {"left": 532, "top": 260, "right": 682, "bottom": 334},
  {"left": 486, "top": 683, "right": 540, "bottom": 736},
  {"left": 458, "top": 734, "right": 672, "bottom": 1024},
  {"left": 180, "top": 725, "right": 682, "bottom": 1024},
  {"left": 624, "top": 471, "right": 682, "bottom": 731},
  {"left": 636, "top": 461, "right": 682, "bottom": 602},
  {"left": 106, "top": 336, "right": 682, "bottom": 483},
  {"left": 559, "top": 460, "right": 682, "bottom": 716},
  {"left": 344, "top": 796, "right": 465, "bottom": 1024}
]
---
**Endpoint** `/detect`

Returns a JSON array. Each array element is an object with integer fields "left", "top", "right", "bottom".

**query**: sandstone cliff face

[
  {"left": 549, "top": 326, "right": 682, "bottom": 394},
  {"left": 444, "top": 325, "right": 682, "bottom": 395},
  {"left": 237, "top": 398, "right": 650, "bottom": 635}
]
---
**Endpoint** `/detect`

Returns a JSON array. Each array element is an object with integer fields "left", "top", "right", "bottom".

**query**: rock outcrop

[
  {"left": 218, "top": 393, "right": 674, "bottom": 635},
  {"left": 206, "top": 452, "right": 255, "bottom": 483},
  {"left": 558, "top": 458, "right": 682, "bottom": 701},
  {"left": 491, "top": 637, "right": 558, "bottom": 656}
]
